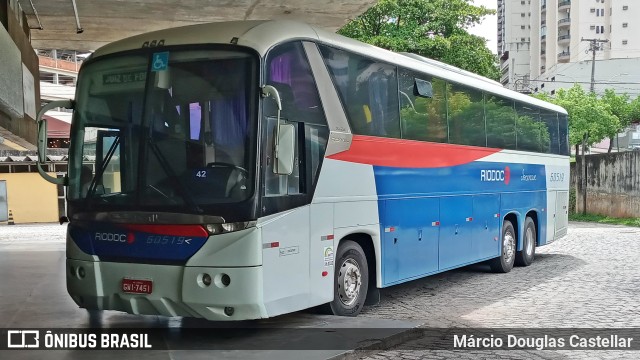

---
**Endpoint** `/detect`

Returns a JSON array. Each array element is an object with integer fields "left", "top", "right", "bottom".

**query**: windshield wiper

[
  {"left": 146, "top": 139, "right": 203, "bottom": 213},
  {"left": 85, "top": 136, "right": 120, "bottom": 204}
]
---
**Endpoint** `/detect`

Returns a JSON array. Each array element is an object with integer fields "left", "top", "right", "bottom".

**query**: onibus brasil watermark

[{"left": 7, "top": 330, "right": 152, "bottom": 349}]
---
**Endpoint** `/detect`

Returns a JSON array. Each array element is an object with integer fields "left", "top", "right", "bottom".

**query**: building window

[
  {"left": 601, "top": 25, "right": 605, "bottom": 33},
  {"left": 623, "top": 23, "right": 628, "bottom": 28},
  {"left": 521, "top": 25, "right": 526, "bottom": 29},
  {"left": 623, "top": 40, "right": 628, "bottom": 45},
  {"left": 521, "top": 13, "right": 525, "bottom": 17},
  {"left": 591, "top": 8, "right": 596, "bottom": 13},
  {"left": 591, "top": 25, "right": 596, "bottom": 30},
  {"left": 623, "top": 5, "right": 629, "bottom": 10}
]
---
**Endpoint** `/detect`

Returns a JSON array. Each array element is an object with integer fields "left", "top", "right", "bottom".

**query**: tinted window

[
  {"left": 540, "top": 110, "right": 559, "bottom": 154},
  {"left": 559, "top": 114, "right": 569, "bottom": 155},
  {"left": 267, "top": 42, "right": 324, "bottom": 125},
  {"left": 485, "top": 94, "right": 516, "bottom": 149},
  {"left": 516, "top": 102, "right": 547, "bottom": 153},
  {"left": 398, "top": 70, "right": 447, "bottom": 143},
  {"left": 320, "top": 45, "right": 400, "bottom": 138},
  {"left": 448, "top": 83, "right": 486, "bottom": 147},
  {"left": 264, "top": 42, "right": 329, "bottom": 198}
]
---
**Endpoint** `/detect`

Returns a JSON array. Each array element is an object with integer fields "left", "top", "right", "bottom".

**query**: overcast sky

[{"left": 468, "top": 0, "right": 498, "bottom": 54}]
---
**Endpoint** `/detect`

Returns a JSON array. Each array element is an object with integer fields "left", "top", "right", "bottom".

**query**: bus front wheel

[
  {"left": 327, "top": 240, "right": 369, "bottom": 317},
  {"left": 490, "top": 220, "right": 516, "bottom": 273}
]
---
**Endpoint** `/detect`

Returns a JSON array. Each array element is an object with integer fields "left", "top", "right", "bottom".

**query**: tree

[
  {"left": 338, "top": 0, "right": 499, "bottom": 80},
  {"left": 601, "top": 89, "right": 631, "bottom": 152},
  {"left": 534, "top": 85, "right": 619, "bottom": 156}
]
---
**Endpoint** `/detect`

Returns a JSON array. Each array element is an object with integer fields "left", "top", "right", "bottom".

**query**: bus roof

[{"left": 90, "top": 20, "right": 567, "bottom": 115}]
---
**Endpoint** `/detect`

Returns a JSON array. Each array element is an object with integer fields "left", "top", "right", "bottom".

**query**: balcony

[
  {"left": 541, "top": 34, "right": 547, "bottom": 43},
  {"left": 542, "top": 4, "right": 546, "bottom": 13},
  {"left": 558, "top": 18, "right": 571, "bottom": 28},
  {"left": 541, "top": 19, "right": 546, "bottom": 26},
  {"left": 558, "top": 51, "right": 570, "bottom": 62},
  {"left": 558, "top": 0, "right": 571, "bottom": 11},
  {"left": 541, "top": 49, "right": 546, "bottom": 58},
  {"left": 541, "top": 66, "right": 546, "bottom": 74},
  {"left": 558, "top": 34, "right": 571, "bottom": 44}
]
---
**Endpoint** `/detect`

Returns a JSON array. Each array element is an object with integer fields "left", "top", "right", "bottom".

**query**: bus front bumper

[{"left": 66, "top": 259, "right": 268, "bottom": 321}]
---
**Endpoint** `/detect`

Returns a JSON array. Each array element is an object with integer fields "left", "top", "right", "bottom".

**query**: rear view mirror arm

[{"left": 36, "top": 100, "right": 74, "bottom": 185}]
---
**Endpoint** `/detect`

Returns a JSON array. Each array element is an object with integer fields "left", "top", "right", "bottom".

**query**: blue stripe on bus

[
  {"left": 68, "top": 222, "right": 209, "bottom": 263},
  {"left": 372, "top": 161, "right": 547, "bottom": 286}
]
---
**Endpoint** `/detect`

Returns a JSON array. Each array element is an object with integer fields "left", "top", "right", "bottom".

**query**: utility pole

[
  {"left": 582, "top": 38, "right": 609, "bottom": 93},
  {"left": 579, "top": 38, "right": 608, "bottom": 214}
]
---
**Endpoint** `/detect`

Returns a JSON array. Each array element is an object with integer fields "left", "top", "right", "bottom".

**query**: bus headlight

[{"left": 206, "top": 221, "right": 256, "bottom": 235}]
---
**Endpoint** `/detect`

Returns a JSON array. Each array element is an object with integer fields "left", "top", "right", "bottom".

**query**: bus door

[{"left": 260, "top": 41, "right": 330, "bottom": 309}]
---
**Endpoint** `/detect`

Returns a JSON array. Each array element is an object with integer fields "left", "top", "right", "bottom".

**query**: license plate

[{"left": 121, "top": 278, "right": 153, "bottom": 294}]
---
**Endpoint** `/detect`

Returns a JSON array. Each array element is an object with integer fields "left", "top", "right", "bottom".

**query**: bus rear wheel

[
  {"left": 490, "top": 220, "right": 516, "bottom": 273},
  {"left": 515, "top": 217, "right": 536, "bottom": 266},
  {"left": 327, "top": 240, "right": 369, "bottom": 317}
]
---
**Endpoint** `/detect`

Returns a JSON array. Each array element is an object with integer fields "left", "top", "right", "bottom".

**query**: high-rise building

[
  {"left": 498, "top": 0, "right": 534, "bottom": 92},
  {"left": 498, "top": 0, "right": 640, "bottom": 97}
]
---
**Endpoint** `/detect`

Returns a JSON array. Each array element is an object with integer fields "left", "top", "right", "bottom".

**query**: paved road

[
  {"left": 1, "top": 222, "right": 639, "bottom": 359},
  {"left": 357, "top": 222, "right": 640, "bottom": 359}
]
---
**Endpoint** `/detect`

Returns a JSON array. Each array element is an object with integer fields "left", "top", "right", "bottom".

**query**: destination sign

[{"left": 103, "top": 71, "right": 146, "bottom": 85}]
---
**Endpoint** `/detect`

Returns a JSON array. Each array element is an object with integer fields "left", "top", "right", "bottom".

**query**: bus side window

[
  {"left": 515, "top": 102, "right": 546, "bottom": 153},
  {"left": 319, "top": 45, "right": 400, "bottom": 139},
  {"left": 540, "top": 110, "right": 559, "bottom": 154},
  {"left": 264, "top": 41, "right": 329, "bottom": 198},
  {"left": 398, "top": 69, "right": 447, "bottom": 143},
  {"left": 559, "top": 114, "right": 569, "bottom": 155},
  {"left": 485, "top": 94, "right": 516, "bottom": 150},
  {"left": 448, "top": 82, "right": 486, "bottom": 147}
]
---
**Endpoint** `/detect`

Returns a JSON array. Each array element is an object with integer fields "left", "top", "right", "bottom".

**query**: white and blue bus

[{"left": 36, "top": 20, "right": 569, "bottom": 320}]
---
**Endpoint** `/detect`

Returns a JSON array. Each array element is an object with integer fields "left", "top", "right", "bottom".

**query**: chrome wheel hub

[
  {"left": 503, "top": 231, "right": 515, "bottom": 264},
  {"left": 338, "top": 259, "right": 362, "bottom": 306}
]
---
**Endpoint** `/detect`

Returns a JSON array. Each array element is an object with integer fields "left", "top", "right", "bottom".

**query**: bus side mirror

[
  {"left": 273, "top": 123, "right": 295, "bottom": 175},
  {"left": 36, "top": 100, "right": 73, "bottom": 185},
  {"left": 262, "top": 85, "right": 294, "bottom": 175},
  {"left": 414, "top": 78, "right": 433, "bottom": 98}
]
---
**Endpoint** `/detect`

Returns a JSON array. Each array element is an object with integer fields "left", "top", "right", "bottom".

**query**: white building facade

[{"left": 499, "top": 0, "right": 640, "bottom": 97}]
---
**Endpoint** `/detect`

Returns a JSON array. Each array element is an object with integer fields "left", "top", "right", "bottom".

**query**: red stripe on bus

[
  {"left": 327, "top": 135, "right": 501, "bottom": 168},
  {"left": 123, "top": 224, "right": 209, "bottom": 237}
]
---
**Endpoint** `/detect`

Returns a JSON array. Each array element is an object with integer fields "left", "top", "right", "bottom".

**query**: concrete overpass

[{"left": 0, "top": 0, "right": 376, "bottom": 145}]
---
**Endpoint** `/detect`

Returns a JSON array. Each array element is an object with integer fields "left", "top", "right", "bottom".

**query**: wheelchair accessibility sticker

[{"left": 151, "top": 52, "right": 169, "bottom": 72}]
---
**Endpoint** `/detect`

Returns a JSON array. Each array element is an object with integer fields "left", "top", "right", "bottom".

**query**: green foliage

[
  {"left": 338, "top": 0, "right": 499, "bottom": 80},
  {"left": 533, "top": 85, "right": 619, "bottom": 153},
  {"left": 516, "top": 114, "right": 551, "bottom": 152},
  {"left": 569, "top": 213, "right": 640, "bottom": 227}
]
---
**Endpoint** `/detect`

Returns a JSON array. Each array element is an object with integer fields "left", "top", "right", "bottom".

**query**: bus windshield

[{"left": 67, "top": 48, "right": 258, "bottom": 212}]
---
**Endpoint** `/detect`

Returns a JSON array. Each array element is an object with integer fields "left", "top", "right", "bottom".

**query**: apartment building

[{"left": 499, "top": 0, "right": 640, "bottom": 97}]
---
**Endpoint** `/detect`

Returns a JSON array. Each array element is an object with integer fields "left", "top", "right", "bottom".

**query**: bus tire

[
  {"left": 327, "top": 240, "right": 369, "bottom": 317},
  {"left": 490, "top": 220, "right": 516, "bottom": 273},
  {"left": 515, "top": 217, "right": 536, "bottom": 266}
]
